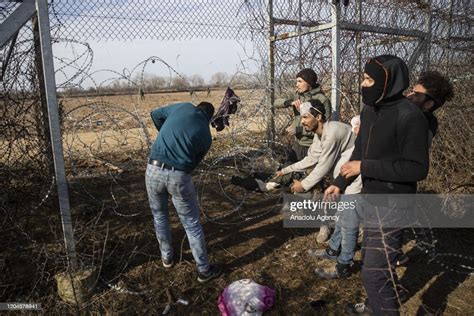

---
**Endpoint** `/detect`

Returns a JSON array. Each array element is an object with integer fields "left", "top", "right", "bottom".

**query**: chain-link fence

[
  {"left": 260, "top": 0, "right": 473, "bottom": 193},
  {"left": 1, "top": 0, "right": 472, "bottom": 312},
  {"left": 49, "top": 0, "right": 257, "bottom": 40},
  {"left": 0, "top": 0, "right": 270, "bottom": 308},
  {"left": 0, "top": 0, "right": 260, "bottom": 201}
]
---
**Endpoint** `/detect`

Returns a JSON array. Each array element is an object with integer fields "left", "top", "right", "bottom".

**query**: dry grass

[
  {"left": 8, "top": 169, "right": 470, "bottom": 315},
  {"left": 2, "top": 89, "right": 473, "bottom": 314}
]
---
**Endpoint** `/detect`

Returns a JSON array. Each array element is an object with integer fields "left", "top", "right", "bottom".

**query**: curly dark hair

[{"left": 417, "top": 70, "right": 454, "bottom": 111}]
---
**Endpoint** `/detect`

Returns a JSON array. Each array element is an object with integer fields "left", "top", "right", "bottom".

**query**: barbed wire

[{"left": 1, "top": 0, "right": 472, "bottom": 312}]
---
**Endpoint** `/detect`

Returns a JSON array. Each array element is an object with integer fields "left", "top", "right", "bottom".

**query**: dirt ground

[
  {"left": 2, "top": 89, "right": 473, "bottom": 314},
  {"left": 3, "top": 163, "right": 473, "bottom": 315}
]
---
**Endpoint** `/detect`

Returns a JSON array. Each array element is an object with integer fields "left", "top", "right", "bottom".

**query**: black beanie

[{"left": 296, "top": 68, "right": 318, "bottom": 89}]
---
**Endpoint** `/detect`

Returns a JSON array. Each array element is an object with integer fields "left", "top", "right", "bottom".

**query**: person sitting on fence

[
  {"left": 275, "top": 99, "right": 360, "bottom": 243},
  {"left": 145, "top": 101, "right": 222, "bottom": 283}
]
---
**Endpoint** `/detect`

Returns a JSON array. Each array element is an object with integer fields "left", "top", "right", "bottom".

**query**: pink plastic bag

[{"left": 218, "top": 279, "right": 275, "bottom": 316}]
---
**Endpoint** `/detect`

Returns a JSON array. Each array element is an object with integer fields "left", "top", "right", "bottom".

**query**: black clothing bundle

[
  {"left": 231, "top": 172, "right": 274, "bottom": 192},
  {"left": 211, "top": 87, "right": 241, "bottom": 132}
]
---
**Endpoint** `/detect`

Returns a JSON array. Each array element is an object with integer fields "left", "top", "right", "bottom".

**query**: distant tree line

[{"left": 61, "top": 71, "right": 261, "bottom": 96}]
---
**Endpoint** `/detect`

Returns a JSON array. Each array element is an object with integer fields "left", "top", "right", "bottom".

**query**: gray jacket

[{"left": 282, "top": 121, "right": 361, "bottom": 193}]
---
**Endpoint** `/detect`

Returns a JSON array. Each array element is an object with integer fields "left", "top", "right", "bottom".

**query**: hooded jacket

[
  {"left": 273, "top": 85, "right": 331, "bottom": 147},
  {"left": 333, "top": 55, "right": 429, "bottom": 194}
]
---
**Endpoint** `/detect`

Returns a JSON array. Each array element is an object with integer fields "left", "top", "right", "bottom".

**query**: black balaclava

[{"left": 362, "top": 58, "right": 388, "bottom": 106}]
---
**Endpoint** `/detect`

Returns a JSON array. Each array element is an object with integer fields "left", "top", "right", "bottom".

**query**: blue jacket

[{"left": 149, "top": 102, "right": 212, "bottom": 172}]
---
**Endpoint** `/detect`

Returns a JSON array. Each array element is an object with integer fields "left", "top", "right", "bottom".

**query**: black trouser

[{"left": 361, "top": 203, "right": 406, "bottom": 316}]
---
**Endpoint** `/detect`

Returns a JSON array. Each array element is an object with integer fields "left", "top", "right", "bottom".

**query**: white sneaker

[
  {"left": 255, "top": 179, "right": 280, "bottom": 192},
  {"left": 316, "top": 225, "right": 330, "bottom": 243},
  {"left": 265, "top": 181, "right": 280, "bottom": 191}
]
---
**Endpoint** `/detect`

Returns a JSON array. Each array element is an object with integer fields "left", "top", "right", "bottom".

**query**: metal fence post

[
  {"left": 423, "top": 3, "right": 433, "bottom": 71},
  {"left": 267, "top": 0, "right": 276, "bottom": 142},
  {"left": 330, "top": 1, "right": 341, "bottom": 121},
  {"left": 444, "top": 0, "right": 454, "bottom": 73},
  {"left": 356, "top": 0, "right": 362, "bottom": 110},
  {"left": 35, "top": 0, "right": 78, "bottom": 271},
  {"left": 298, "top": 0, "right": 303, "bottom": 68}
]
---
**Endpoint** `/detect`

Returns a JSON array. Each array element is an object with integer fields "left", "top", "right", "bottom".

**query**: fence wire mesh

[
  {"left": 49, "top": 0, "right": 259, "bottom": 40},
  {"left": 0, "top": 0, "right": 473, "bottom": 313},
  {"left": 259, "top": 0, "right": 472, "bottom": 194}
]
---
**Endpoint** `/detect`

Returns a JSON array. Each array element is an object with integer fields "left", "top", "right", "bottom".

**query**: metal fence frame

[
  {"left": 1, "top": 0, "right": 472, "bottom": 276},
  {"left": 266, "top": 0, "right": 432, "bottom": 133},
  {"left": 1, "top": 0, "right": 78, "bottom": 270}
]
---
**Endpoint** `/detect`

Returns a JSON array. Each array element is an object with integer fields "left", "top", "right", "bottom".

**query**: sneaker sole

[
  {"left": 162, "top": 262, "right": 174, "bottom": 269},
  {"left": 345, "top": 306, "right": 372, "bottom": 315},
  {"left": 197, "top": 270, "right": 222, "bottom": 283},
  {"left": 307, "top": 250, "right": 338, "bottom": 262}
]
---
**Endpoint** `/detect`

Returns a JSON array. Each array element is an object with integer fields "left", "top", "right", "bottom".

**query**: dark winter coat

[{"left": 334, "top": 56, "right": 429, "bottom": 194}]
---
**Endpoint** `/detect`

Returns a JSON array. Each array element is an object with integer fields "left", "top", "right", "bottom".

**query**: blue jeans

[
  {"left": 145, "top": 164, "right": 210, "bottom": 273},
  {"left": 328, "top": 197, "right": 363, "bottom": 265}
]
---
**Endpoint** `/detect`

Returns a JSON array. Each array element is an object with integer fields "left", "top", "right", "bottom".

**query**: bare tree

[
  {"left": 146, "top": 75, "right": 166, "bottom": 90},
  {"left": 171, "top": 75, "right": 189, "bottom": 90},
  {"left": 230, "top": 73, "right": 255, "bottom": 87},
  {"left": 189, "top": 74, "right": 205, "bottom": 88},
  {"left": 210, "top": 72, "right": 229, "bottom": 87},
  {"left": 134, "top": 72, "right": 166, "bottom": 91}
]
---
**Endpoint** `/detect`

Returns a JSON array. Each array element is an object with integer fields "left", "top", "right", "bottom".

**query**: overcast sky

[
  {"left": 53, "top": 38, "right": 260, "bottom": 88},
  {"left": 48, "top": 0, "right": 262, "bottom": 88}
]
